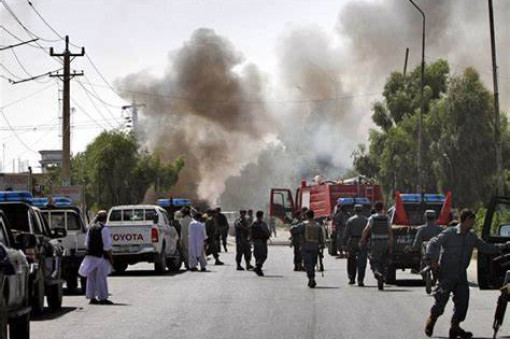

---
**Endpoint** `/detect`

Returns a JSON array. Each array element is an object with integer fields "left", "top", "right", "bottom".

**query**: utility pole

[
  {"left": 122, "top": 101, "right": 145, "bottom": 133},
  {"left": 407, "top": 0, "right": 426, "bottom": 193},
  {"left": 403, "top": 48, "right": 410, "bottom": 76},
  {"left": 488, "top": 0, "right": 504, "bottom": 195},
  {"left": 50, "top": 36, "right": 85, "bottom": 187}
]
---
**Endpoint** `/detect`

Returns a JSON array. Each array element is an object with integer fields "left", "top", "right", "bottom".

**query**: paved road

[{"left": 31, "top": 245, "right": 506, "bottom": 339}]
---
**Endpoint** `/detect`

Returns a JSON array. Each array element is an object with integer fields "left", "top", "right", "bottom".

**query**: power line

[
  {"left": 26, "top": 0, "right": 64, "bottom": 40},
  {"left": 10, "top": 48, "right": 51, "bottom": 83},
  {"left": 70, "top": 97, "right": 108, "bottom": 130},
  {"left": 0, "top": 63, "right": 22, "bottom": 80},
  {"left": 0, "top": 83, "right": 55, "bottom": 109},
  {"left": 10, "top": 68, "right": 60, "bottom": 85},
  {"left": 0, "top": 109, "right": 38, "bottom": 154}
]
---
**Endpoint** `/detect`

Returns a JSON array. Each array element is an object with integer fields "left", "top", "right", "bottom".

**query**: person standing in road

[
  {"left": 215, "top": 207, "right": 230, "bottom": 252},
  {"left": 205, "top": 210, "right": 224, "bottom": 266},
  {"left": 290, "top": 210, "right": 305, "bottom": 271},
  {"left": 424, "top": 209, "right": 510, "bottom": 338},
  {"left": 290, "top": 209, "right": 325, "bottom": 288},
  {"left": 411, "top": 210, "right": 443, "bottom": 273},
  {"left": 188, "top": 212, "right": 208, "bottom": 272},
  {"left": 79, "top": 210, "right": 114, "bottom": 305},
  {"left": 343, "top": 204, "right": 368, "bottom": 286},
  {"left": 251, "top": 211, "right": 271, "bottom": 276},
  {"left": 360, "top": 201, "right": 393, "bottom": 290},
  {"left": 333, "top": 204, "right": 349, "bottom": 258},
  {"left": 235, "top": 210, "right": 254, "bottom": 271},
  {"left": 179, "top": 207, "right": 192, "bottom": 270}
]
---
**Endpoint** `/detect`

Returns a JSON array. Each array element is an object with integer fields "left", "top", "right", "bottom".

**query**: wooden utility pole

[
  {"left": 50, "top": 36, "right": 84, "bottom": 186},
  {"left": 488, "top": 0, "right": 504, "bottom": 195}
]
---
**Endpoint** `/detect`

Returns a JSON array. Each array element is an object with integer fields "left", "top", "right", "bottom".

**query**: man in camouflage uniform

[
  {"left": 290, "top": 209, "right": 325, "bottom": 288},
  {"left": 360, "top": 201, "right": 393, "bottom": 290}
]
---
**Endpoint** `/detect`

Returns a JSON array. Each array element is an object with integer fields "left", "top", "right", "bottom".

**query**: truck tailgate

[{"left": 107, "top": 224, "right": 154, "bottom": 254}]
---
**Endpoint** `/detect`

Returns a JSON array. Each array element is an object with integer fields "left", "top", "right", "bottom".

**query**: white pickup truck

[{"left": 106, "top": 205, "right": 182, "bottom": 274}]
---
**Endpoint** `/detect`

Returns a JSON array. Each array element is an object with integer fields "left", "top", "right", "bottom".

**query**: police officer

[
  {"left": 343, "top": 204, "right": 368, "bottom": 286},
  {"left": 290, "top": 209, "right": 325, "bottom": 288},
  {"left": 251, "top": 211, "right": 271, "bottom": 276},
  {"left": 424, "top": 209, "right": 510, "bottom": 338},
  {"left": 411, "top": 210, "right": 443, "bottom": 273},
  {"left": 360, "top": 201, "right": 393, "bottom": 290},
  {"left": 215, "top": 207, "right": 230, "bottom": 252},
  {"left": 290, "top": 210, "right": 305, "bottom": 271},
  {"left": 205, "top": 209, "right": 224, "bottom": 266},
  {"left": 235, "top": 210, "right": 254, "bottom": 271},
  {"left": 333, "top": 203, "right": 349, "bottom": 258}
]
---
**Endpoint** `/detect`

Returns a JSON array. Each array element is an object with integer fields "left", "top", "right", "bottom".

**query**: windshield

[
  {"left": 41, "top": 211, "right": 82, "bottom": 231},
  {"left": 404, "top": 204, "right": 443, "bottom": 226},
  {"left": 0, "top": 204, "right": 31, "bottom": 233}
]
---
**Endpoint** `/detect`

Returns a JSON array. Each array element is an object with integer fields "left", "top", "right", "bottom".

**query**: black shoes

[
  {"left": 215, "top": 260, "right": 224, "bottom": 266},
  {"left": 237, "top": 265, "right": 245, "bottom": 271},
  {"left": 254, "top": 267, "right": 264, "bottom": 276},
  {"left": 89, "top": 298, "right": 99, "bottom": 305},
  {"left": 189, "top": 267, "right": 198, "bottom": 272},
  {"left": 425, "top": 316, "right": 436, "bottom": 337},
  {"left": 308, "top": 279, "right": 317, "bottom": 288},
  {"left": 98, "top": 299, "right": 114, "bottom": 305},
  {"left": 449, "top": 325, "right": 473, "bottom": 339},
  {"left": 246, "top": 265, "right": 255, "bottom": 270},
  {"left": 358, "top": 282, "right": 365, "bottom": 287},
  {"left": 348, "top": 279, "right": 355, "bottom": 285},
  {"left": 201, "top": 267, "right": 207, "bottom": 272}
]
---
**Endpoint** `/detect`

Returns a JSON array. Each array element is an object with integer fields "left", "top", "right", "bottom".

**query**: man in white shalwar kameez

[
  {"left": 179, "top": 207, "right": 192, "bottom": 269},
  {"left": 78, "top": 211, "right": 114, "bottom": 304},
  {"left": 188, "top": 212, "right": 208, "bottom": 271}
]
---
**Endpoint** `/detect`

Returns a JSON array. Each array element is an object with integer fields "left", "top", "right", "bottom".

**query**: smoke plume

[{"left": 119, "top": 1, "right": 509, "bottom": 210}]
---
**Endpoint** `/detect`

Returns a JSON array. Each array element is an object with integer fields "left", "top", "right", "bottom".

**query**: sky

[{"left": 0, "top": 0, "right": 347, "bottom": 173}]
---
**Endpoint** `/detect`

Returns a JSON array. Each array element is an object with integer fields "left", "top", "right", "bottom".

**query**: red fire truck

[{"left": 269, "top": 176, "right": 383, "bottom": 224}]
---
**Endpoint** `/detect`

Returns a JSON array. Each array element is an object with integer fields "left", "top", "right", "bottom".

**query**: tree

[
  {"left": 352, "top": 61, "right": 509, "bottom": 208},
  {"left": 71, "top": 131, "right": 184, "bottom": 210}
]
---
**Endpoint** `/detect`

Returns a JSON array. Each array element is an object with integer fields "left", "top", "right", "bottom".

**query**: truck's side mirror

[
  {"left": 14, "top": 233, "right": 37, "bottom": 250},
  {"left": 52, "top": 227, "right": 67, "bottom": 239}
]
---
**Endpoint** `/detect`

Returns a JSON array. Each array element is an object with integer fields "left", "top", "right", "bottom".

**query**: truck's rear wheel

[
  {"left": 9, "top": 312, "right": 29, "bottom": 339},
  {"left": 0, "top": 293, "right": 7, "bottom": 339},
  {"left": 31, "top": 271, "right": 45, "bottom": 315},
  {"left": 113, "top": 262, "right": 128, "bottom": 273},
  {"left": 154, "top": 250, "right": 166, "bottom": 274},
  {"left": 47, "top": 282, "right": 63, "bottom": 311}
]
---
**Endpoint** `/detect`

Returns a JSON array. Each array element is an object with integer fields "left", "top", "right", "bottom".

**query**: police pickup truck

[
  {"left": 0, "top": 210, "right": 32, "bottom": 339},
  {"left": 0, "top": 191, "right": 66, "bottom": 314},
  {"left": 107, "top": 205, "right": 182, "bottom": 274},
  {"left": 34, "top": 197, "right": 88, "bottom": 293}
]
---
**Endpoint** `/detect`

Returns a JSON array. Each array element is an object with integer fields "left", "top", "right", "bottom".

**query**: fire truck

[{"left": 269, "top": 176, "right": 383, "bottom": 242}]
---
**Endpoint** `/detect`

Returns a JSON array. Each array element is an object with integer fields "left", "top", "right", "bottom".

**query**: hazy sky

[{"left": 0, "top": 0, "right": 347, "bottom": 172}]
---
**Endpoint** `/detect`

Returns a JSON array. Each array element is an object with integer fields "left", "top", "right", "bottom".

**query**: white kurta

[
  {"left": 188, "top": 219, "right": 207, "bottom": 269},
  {"left": 78, "top": 225, "right": 113, "bottom": 300}
]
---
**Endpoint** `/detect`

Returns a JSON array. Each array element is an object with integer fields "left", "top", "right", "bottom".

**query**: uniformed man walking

[
  {"left": 343, "top": 204, "right": 368, "bottom": 286},
  {"left": 411, "top": 210, "right": 443, "bottom": 274},
  {"left": 290, "top": 210, "right": 305, "bottom": 271},
  {"left": 205, "top": 209, "right": 224, "bottom": 266},
  {"left": 290, "top": 209, "right": 325, "bottom": 288},
  {"left": 424, "top": 209, "right": 510, "bottom": 338},
  {"left": 360, "top": 201, "right": 393, "bottom": 290},
  {"left": 251, "top": 211, "right": 271, "bottom": 276},
  {"left": 332, "top": 203, "right": 349, "bottom": 257},
  {"left": 235, "top": 210, "right": 254, "bottom": 271},
  {"left": 215, "top": 207, "right": 230, "bottom": 252}
]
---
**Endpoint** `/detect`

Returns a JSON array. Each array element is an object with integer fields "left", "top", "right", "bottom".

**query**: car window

[
  {"left": 131, "top": 209, "right": 144, "bottom": 221},
  {"left": 0, "top": 204, "right": 31, "bottom": 233},
  {"left": 42, "top": 211, "right": 81, "bottom": 231},
  {"left": 109, "top": 210, "right": 122, "bottom": 222},
  {"left": 34, "top": 211, "right": 49, "bottom": 235},
  {"left": 145, "top": 209, "right": 157, "bottom": 221},
  {"left": 490, "top": 202, "right": 510, "bottom": 237}
]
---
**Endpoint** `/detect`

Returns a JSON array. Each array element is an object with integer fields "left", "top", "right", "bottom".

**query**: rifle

[{"left": 493, "top": 285, "right": 509, "bottom": 339}]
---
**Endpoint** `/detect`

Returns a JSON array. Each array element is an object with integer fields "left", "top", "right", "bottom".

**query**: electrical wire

[
  {"left": 26, "top": 0, "right": 64, "bottom": 40},
  {"left": 0, "top": 109, "right": 38, "bottom": 154},
  {"left": 10, "top": 48, "right": 51, "bottom": 83},
  {"left": 75, "top": 81, "right": 119, "bottom": 128},
  {"left": 0, "top": 63, "right": 22, "bottom": 80},
  {"left": 0, "top": 83, "right": 55, "bottom": 109},
  {"left": 70, "top": 97, "right": 108, "bottom": 130}
]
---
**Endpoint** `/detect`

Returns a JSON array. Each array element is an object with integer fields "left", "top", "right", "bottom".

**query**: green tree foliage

[
  {"left": 71, "top": 131, "right": 184, "bottom": 210},
  {"left": 352, "top": 60, "right": 509, "bottom": 208}
]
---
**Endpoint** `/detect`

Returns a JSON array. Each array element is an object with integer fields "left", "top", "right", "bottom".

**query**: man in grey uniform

[
  {"left": 290, "top": 209, "right": 325, "bottom": 288},
  {"left": 411, "top": 210, "right": 443, "bottom": 272},
  {"left": 251, "top": 211, "right": 271, "bottom": 276},
  {"left": 424, "top": 209, "right": 510, "bottom": 338},
  {"left": 360, "top": 201, "right": 393, "bottom": 290},
  {"left": 344, "top": 204, "right": 368, "bottom": 286}
]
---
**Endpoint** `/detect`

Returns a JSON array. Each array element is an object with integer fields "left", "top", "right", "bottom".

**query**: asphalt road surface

[{"left": 31, "top": 245, "right": 507, "bottom": 339}]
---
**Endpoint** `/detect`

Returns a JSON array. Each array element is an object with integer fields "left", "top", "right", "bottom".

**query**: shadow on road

[
  {"left": 314, "top": 286, "right": 340, "bottom": 290},
  {"left": 262, "top": 275, "right": 284, "bottom": 278},
  {"left": 112, "top": 269, "right": 188, "bottom": 277},
  {"left": 31, "top": 307, "right": 78, "bottom": 321},
  {"left": 394, "top": 279, "right": 425, "bottom": 287}
]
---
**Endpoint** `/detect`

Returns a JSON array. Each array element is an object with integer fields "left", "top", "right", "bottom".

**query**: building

[{"left": 39, "top": 150, "right": 63, "bottom": 173}]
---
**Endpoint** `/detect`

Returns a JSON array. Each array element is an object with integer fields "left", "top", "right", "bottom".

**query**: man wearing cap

[
  {"left": 411, "top": 210, "right": 443, "bottom": 275},
  {"left": 235, "top": 210, "right": 254, "bottom": 271},
  {"left": 360, "top": 201, "right": 393, "bottom": 290},
  {"left": 251, "top": 211, "right": 271, "bottom": 276},
  {"left": 205, "top": 209, "right": 224, "bottom": 266},
  {"left": 343, "top": 204, "right": 368, "bottom": 286},
  {"left": 79, "top": 211, "right": 114, "bottom": 305},
  {"left": 424, "top": 209, "right": 510, "bottom": 338}
]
